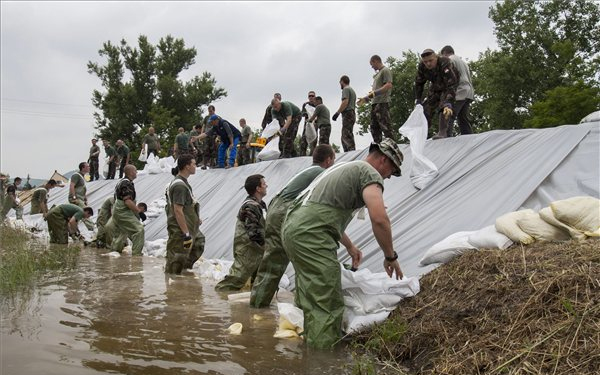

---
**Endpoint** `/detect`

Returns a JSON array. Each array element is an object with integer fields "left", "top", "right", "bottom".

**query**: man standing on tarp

[
  {"left": 358, "top": 55, "right": 395, "bottom": 143},
  {"left": 271, "top": 98, "right": 302, "bottom": 158},
  {"left": 332, "top": 75, "right": 357, "bottom": 152},
  {"left": 116, "top": 140, "right": 131, "bottom": 179},
  {"left": 282, "top": 138, "right": 404, "bottom": 349},
  {"left": 299, "top": 91, "right": 317, "bottom": 157},
  {"left": 441, "top": 45, "right": 474, "bottom": 137},
  {"left": 89, "top": 139, "right": 100, "bottom": 181},
  {"left": 194, "top": 115, "right": 242, "bottom": 169},
  {"left": 141, "top": 126, "right": 161, "bottom": 157},
  {"left": 103, "top": 140, "right": 117, "bottom": 180}
]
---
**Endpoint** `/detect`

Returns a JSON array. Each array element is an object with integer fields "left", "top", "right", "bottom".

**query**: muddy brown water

[{"left": 1, "top": 248, "right": 353, "bottom": 375}]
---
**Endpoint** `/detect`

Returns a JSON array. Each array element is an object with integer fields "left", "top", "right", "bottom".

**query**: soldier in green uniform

[
  {"left": 95, "top": 196, "right": 115, "bottom": 248},
  {"left": 46, "top": 204, "right": 93, "bottom": 244},
  {"left": 110, "top": 164, "right": 145, "bottom": 255},
  {"left": 261, "top": 93, "right": 281, "bottom": 130},
  {"left": 190, "top": 124, "right": 203, "bottom": 166},
  {"left": 358, "top": 55, "right": 395, "bottom": 143},
  {"left": 165, "top": 154, "right": 205, "bottom": 274},
  {"left": 0, "top": 183, "right": 22, "bottom": 221},
  {"left": 282, "top": 138, "right": 404, "bottom": 349},
  {"left": 103, "top": 140, "right": 117, "bottom": 179},
  {"left": 250, "top": 145, "right": 336, "bottom": 308},
  {"left": 215, "top": 174, "right": 268, "bottom": 291},
  {"left": 174, "top": 127, "right": 194, "bottom": 160},
  {"left": 68, "top": 162, "right": 90, "bottom": 208},
  {"left": 89, "top": 139, "right": 101, "bottom": 181},
  {"left": 201, "top": 105, "right": 218, "bottom": 169},
  {"left": 237, "top": 118, "right": 254, "bottom": 166},
  {"left": 332, "top": 75, "right": 357, "bottom": 151},
  {"left": 141, "top": 126, "right": 161, "bottom": 157},
  {"left": 307, "top": 96, "right": 332, "bottom": 150},
  {"left": 116, "top": 140, "right": 131, "bottom": 179},
  {"left": 271, "top": 98, "right": 302, "bottom": 158},
  {"left": 299, "top": 91, "right": 317, "bottom": 156},
  {"left": 30, "top": 179, "right": 57, "bottom": 217}
]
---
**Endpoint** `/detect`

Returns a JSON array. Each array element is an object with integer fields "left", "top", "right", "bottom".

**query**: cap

[
  {"left": 91, "top": 138, "right": 98, "bottom": 141},
  {"left": 420, "top": 48, "right": 435, "bottom": 57},
  {"left": 209, "top": 114, "right": 219, "bottom": 121},
  {"left": 369, "top": 137, "right": 403, "bottom": 176}
]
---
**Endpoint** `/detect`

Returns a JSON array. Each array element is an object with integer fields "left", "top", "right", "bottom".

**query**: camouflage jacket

[
  {"left": 415, "top": 56, "right": 460, "bottom": 108},
  {"left": 237, "top": 195, "right": 267, "bottom": 246},
  {"left": 114, "top": 178, "right": 136, "bottom": 201}
]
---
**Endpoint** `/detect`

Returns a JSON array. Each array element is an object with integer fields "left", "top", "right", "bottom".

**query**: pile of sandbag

[{"left": 421, "top": 196, "right": 599, "bottom": 265}]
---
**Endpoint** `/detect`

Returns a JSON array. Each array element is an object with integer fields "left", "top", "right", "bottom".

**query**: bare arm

[
  {"left": 69, "top": 181, "right": 76, "bottom": 198},
  {"left": 341, "top": 233, "right": 362, "bottom": 269},
  {"left": 173, "top": 204, "right": 189, "bottom": 234},
  {"left": 336, "top": 98, "right": 349, "bottom": 114}
]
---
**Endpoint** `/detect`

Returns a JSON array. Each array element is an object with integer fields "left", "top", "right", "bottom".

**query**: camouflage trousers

[
  {"left": 237, "top": 144, "right": 252, "bottom": 166},
  {"left": 107, "top": 160, "right": 117, "bottom": 180},
  {"left": 89, "top": 158, "right": 100, "bottom": 181},
  {"left": 278, "top": 114, "right": 302, "bottom": 158},
  {"left": 370, "top": 102, "right": 394, "bottom": 143},
  {"left": 298, "top": 120, "right": 310, "bottom": 157},
  {"left": 202, "top": 136, "right": 218, "bottom": 167},
  {"left": 341, "top": 109, "right": 356, "bottom": 151}
]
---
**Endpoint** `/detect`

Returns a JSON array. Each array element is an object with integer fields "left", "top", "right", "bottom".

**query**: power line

[
  {"left": 1, "top": 98, "right": 93, "bottom": 108},
  {"left": 1, "top": 108, "right": 93, "bottom": 120}
]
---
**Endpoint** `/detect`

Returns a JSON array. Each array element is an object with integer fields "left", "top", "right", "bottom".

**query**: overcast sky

[{"left": 1, "top": 1, "right": 498, "bottom": 179}]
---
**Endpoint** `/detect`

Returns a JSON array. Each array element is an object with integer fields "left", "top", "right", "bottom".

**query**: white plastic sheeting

[{"left": 18, "top": 122, "right": 600, "bottom": 282}]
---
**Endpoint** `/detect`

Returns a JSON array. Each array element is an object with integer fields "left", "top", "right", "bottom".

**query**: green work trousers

[
  {"left": 165, "top": 202, "right": 205, "bottom": 274},
  {"left": 47, "top": 206, "right": 69, "bottom": 244},
  {"left": 110, "top": 199, "right": 145, "bottom": 255}
]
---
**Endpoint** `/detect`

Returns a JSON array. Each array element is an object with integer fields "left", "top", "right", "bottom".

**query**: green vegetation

[{"left": 0, "top": 226, "right": 80, "bottom": 294}]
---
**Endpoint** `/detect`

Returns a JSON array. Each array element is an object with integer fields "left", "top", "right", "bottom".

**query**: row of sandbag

[{"left": 420, "top": 196, "right": 600, "bottom": 266}]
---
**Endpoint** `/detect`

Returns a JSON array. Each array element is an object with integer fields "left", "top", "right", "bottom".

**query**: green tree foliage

[{"left": 88, "top": 35, "right": 226, "bottom": 152}]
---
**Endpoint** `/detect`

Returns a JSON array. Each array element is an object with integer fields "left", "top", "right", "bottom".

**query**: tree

[{"left": 88, "top": 35, "right": 226, "bottom": 153}]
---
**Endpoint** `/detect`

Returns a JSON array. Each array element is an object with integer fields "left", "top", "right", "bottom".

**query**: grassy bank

[
  {"left": 352, "top": 240, "right": 600, "bottom": 375},
  {"left": 0, "top": 226, "right": 80, "bottom": 294}
]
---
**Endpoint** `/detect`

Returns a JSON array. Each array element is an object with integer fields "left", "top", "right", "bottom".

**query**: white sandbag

[
  {"left": 257, "top": 136, "right": 281, "bottom": 161},
  {"left": 420, "top": 231, "right": 477, "bottom": 265},
  {"left": 551, "top": 196, "right": 600, "bottom": 237},
  {"left": 343, "top": 309, "right": 390, "bottom": 334},
  {"left": 398, "top": 105, "right": 439, "bottom": 190},
  {"left": 21, "top": 213, "right": 48, "bottom": 232},
  {"left": 138, "top": 144, "right": 148, "bottom": 162},
  {"left": 261, "top": 120, "right": 281, "bottom": 139},
  {"left": 274, "top": 302, "right": 304, "bottom": 338},
  {"left": 495, "top": 209, "right": 536, "bottom": 244},
  {"left": 539, "top": 207, "right": 587, "bottom": 241},
  {"left": 102, "top": 158, "right": 109, "bottom": 178},
  {"left": 517, "top": 212, "right": 570, "bottom": 242},
  {"left": 467, "top": 225, "right": 513, "bottom": 250},
  {"left": 304, "top": 121, "right": 317, "bottom": 144},
  {"left": 145, "top": 154, "right": 163, "bottom": 174}
]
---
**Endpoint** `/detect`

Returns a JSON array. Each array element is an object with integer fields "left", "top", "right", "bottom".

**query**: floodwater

[{"left": 1, "top": 248, "right": 353, "bottom": 375}]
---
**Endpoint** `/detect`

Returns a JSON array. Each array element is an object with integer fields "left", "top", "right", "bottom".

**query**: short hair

[
  {"left": 274, "top": 93, "right": 281, "bottom": 99},
  {"left": 194, "top": 124, "right": 202, "bottom": 130},
  {"left": 14, "top": 177, "right": 22, "bottom": 183},
  {"left": 370, "top": 55, "right": 382, "bottom": 63},
  {"left": 421, "top": 48, "right": 436, "bottom": 58},
  {"left": 137, "top": 202, "right": 148, "bottom": 212},
  {"left": 315, "top": 96, "right": 323, "bottom": 103},
  {"left": 83, "top": 207, "right": 94, "bottom": 216},
  {"left": 208, "top": 105, "right": 215, "bottom": 111},
  {"left": 312, "top": 144, "right": 335, "bottom": 164},
  {"left": 340, "top": 75, "right": 350, "bottom": 85},
  {"left": 78, "top": 162, "right": 87, "bottom": 171},
  {"left": 440, "top": 45, "right": 455, "bottom": 55},
  {"left": 47, "top": 179, "right": 57, "bottom": 186},
  {"left": 172, "top": 154, "right": 195, "bottom": 175},
  {"left": 239, "top": 118, "right": 246, "bottom": 124},
  {"left": 244, "top": 174, "right": 264, "bottom": 195},
  {"left": 271, "top": 98, "right": 280, "bottom": 105}
]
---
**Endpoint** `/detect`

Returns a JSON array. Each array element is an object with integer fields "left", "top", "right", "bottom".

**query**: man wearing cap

[
  {"left": 30, "top": 179, "right": 57, "bottom": 217},
  {"left": 358, "top": 55, "right": 395, "bottom": 143},
  {"left": 88, "top": 139, "right": 100, "bottom": 181},
  {"left": 194, "top": 115, "right": 242, "bottom": 169},
  {"left": 271, "top": 97, "right": 302, "bottom": 158},
  {"left": 415, "top": 48, "right": 460, "bottom": 139},
  {"left": 441, "top": 45, "right": 474, "bottom": 137},
  {"left": 281, "top": 137, "right": 404, "bottom": 349}
]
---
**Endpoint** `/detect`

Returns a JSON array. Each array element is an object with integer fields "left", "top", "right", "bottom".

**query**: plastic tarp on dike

[{"left": 36, "top": 122, "right": 600, "bottom": 281}]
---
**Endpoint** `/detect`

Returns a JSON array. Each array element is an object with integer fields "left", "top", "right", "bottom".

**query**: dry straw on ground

[{"left": 353, "top": 240, "right": 600, "bottom": 375}]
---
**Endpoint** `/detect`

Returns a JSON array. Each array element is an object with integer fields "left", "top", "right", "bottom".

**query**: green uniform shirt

[
  {"left": 190, "top": 129, "right": 201, "bottom": 148},
  {"left": 372, "top": 66, "right": 393, "bottom": 104},
  {"left": 89, "top": 145, "right": 100, "bottom": 160},
  {"left": 240, "top": 126, "right": 253, "bottom": 143},
  {"left": 117, "top": 144, "right": 130, "bottom": 157},
  {"left": 271, "top": 101, "right": 301, "bottom": 123},
  {"left": 30, "top": 187, "right": 48, "bottom": 213},
  {"left": 313, "top": 104, "right": 331, "bottom": 126},
  {"left": 341, "top": 86, "right": 357, "bottom": 112},
  {"left": 70, "top": 173, "right": 86, "bottom": 200},
  {"left": 105, "top": 145, "right": 117, "bottom": 158},
  {"left": 278, "top": 165, "right": 325, "bottom": 201},
  {"left": 169, "top": 176, "right": 194, "bottom": 207},
  {"left": 175, "top": 133, "right": 191, "bottom": 151},
  {"left": 60, "top": 204, "right": 84, "bottom": 221},
  {"left": 143, "top": 134, "right": 159, "bottom": 151},
  {"left": 97, "top": 196, "right": 115, "bottom": 226}
]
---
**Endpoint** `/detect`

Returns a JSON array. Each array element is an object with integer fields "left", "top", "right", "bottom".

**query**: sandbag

[
  {"left": 305, "top": 121, "right": 317, "bottom": 144},
  {"left": 517, "top": 212, "right": 570, "bottom": 242},
  {"left": 138, "top": 144, "right": 148, "bottom": 162},
  {"left": 467, "top": 225, "right": 513, "bottom": 250},
  {"left": 274, "top": 302, "right": 304, "bottom": 338},
  {"left": 551, "top": 196, "right": 600, "bottom": 237},
  {"left": 102, "top": 158, "right": 109, "bottom": 178},
  {"left": 539, "top": 207, "right": 587, "bottom": 241},
  {"left": 261, "top": 120, "right": 281, "bottom": 139},
  {"left": 495, "top": 209, "right": 536, "bottom": 244},
  {"left": 420, "top": 231, "right": 477, "bottom": 265},
  {"left": 257, "top": 136, "right": 281, "bottom": 161}
]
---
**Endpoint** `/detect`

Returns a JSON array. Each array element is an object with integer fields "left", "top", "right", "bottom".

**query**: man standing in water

[
  {"left": 110, "top": 164, "right": 145, "bottom": 255},
  {"left": 30, "top": 179, "right": 57, "bottom": 217},
  {"left": 47, "top": 204, "right": 93, "bottom": 244}
]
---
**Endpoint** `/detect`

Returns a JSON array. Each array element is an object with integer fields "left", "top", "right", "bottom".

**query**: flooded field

[{"left": 1, "top": 248, "right": 353, "bottom": 375}]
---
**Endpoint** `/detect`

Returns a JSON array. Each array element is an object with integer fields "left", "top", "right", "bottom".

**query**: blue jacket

[{"left": 206, "top": 118, "right": 242, "bottom": 144}]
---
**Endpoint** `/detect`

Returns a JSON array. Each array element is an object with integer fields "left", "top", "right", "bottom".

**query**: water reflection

[{"left": 1, "top": 248, "right": 352, "bottom": 375}]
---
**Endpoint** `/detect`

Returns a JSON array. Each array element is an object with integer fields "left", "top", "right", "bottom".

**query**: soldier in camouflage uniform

[
  {"left": 30, "top": 179, "right": 57, "bottom": 217},
  {"left": 103, "top": 140, "right": 117, "bottom": 180},
  {"left": 271, "top": 98, "right": 302, "bottom": 158},
  {"left": 250, "top": 145, "right": 335, "bottom": 308},
  {"left": 165, "top": 154, "right": 205, "bottom": 274},
  {"left": 332, "top": 75, "right": 357, "bottom": 151},
  {"left": 68, "top": 162, "right": 89, "bottom": 208},
  {"left": 215, "top": 174, "right": 268, "bottom": 291},
  {"left": 110, "top": 164, "right": 145, "bottom": 255},
  {"left": 88, "top": 139, "right": 100, "bottom": 181},
  {"left": 190, "top": 124, "right": 203, "bottom": 166},
  {"left": 47, "top": 204, "right": 93, "bottom": 244},
  {"left": 298, "top": 91, "right": 317, "bottom": 156},
  {"left": 116, "top": 140, "right": 131, "bottom": 179},
  {"left": 308, "top": 96, "right": 332, "bottom": 150},
  {"left": 261, "top": 93, "right": 281, "bottom": 130},
  {"left": 201, "top": 105, "right": 218, "bottom": 169},
  {"left": 415, "top": 48, "right": 460, "bottom": 139},
  {"left": 237, "top": 118, "right": 254, "bottom": 166},
  {"left": 95, "top": 196, "right": 115, "bottom": 248},
  {"left": 358, "top": 55, "right": 395, "bottom": 143}
]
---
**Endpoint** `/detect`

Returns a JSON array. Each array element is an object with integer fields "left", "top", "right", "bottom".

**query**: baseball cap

[
  {"left": 420, "top": 48, "right": 435, "bottom": 57},
  {"left": 209, "top": 114, "right": 219, "bottom": 121},
  {"left": 369, "top": 138, "right": 403, "bottom": 176}
]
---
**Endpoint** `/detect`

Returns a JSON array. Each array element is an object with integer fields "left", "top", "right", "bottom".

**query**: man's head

[
  {"left": 340, "top": 75, "right": 350, "bottom": 89},
  {"left": 116, "top": 139, "right": 123, "bottom": 147},
  {"left": 367, "top": 138, "right": 403, "bottom": 179},
  {"left": 78, "top": 162, "right": 90, "bottom": 174},
  {"left": 91, "top": 138, "right": 97, "bottom": 145},
  {"left": 440, "top": 45, "right": 455, "bottom": 57},
  {"left": 239, "top": 118, "right": 247, "bottom": 127},
  {"left": 178, "top": 127, "right": 184, "bottom": 133},
  {"left": 149, "top": 126, "right": 155, "bottom": 134},
  {"left": 194, "top": 124, "right": 202, "bottom": 131},
  {"left": 174, "top": 154, "right": 196, "bottom": 176},
  {"left": 83, "top": 206, "right": 94, "bottom": 219},
  {"left": 308, "top": 91, "right": 316, "bottom": 105},
  {"left": 370, "top": 55, "right": 383, "bottom": 70},
  {"left": 102, "top": 139, "right": 110, "bottom": 147},
  {"left": 46, "top": 179, "right": 57, "bottom": 190},
  {"left": 312, "top": 144, "right": 336, "bottom": 168},
  {"left": 244, "top": 174, "right": 267, "bottom": 198},
  {"left": 315, "top": 96, "right": 323, "bottom": 105},
  {"left": 209, "top": 114, "right": 219, "bottom": 125},
  {"left": 13, "top": 177, "right": 22, "bottom": 186},
  {"left": 208, "top": 105, "right": 216, "bottom": 115},
  {"left": 421, "top": 49, "right": 438, "bottom": 70},
  {"left": 124, "top": 164, "right": 137, "bottom": 180},
  {"left": 271, "top": 98, "right": 282, "bottom": 111},
  {"left": 273, "top": 93, "right": 282, "bottom": 100}
]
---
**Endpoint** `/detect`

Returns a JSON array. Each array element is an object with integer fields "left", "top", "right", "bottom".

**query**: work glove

[
  {"left": 139, "top": 212, "right": 147, "bottom": 222},
  {"left": 332, "top": 112, "right": 340, "bottom": 121},
  {"left": 182, "top": 234, "right": 193, "bottom": 251},
  {"left": 443, "top": 106, "right": 453, "bottom": 119}
]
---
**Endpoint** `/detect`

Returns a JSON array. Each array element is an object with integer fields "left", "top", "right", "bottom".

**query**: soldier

[
  {"left": 141, "top": 126, "right": 161, "bottom": 157},
  {"left": 95, "top": 196, "right": 114, "bottom": 248},
  {"left": 307, "top": 96, "right": 332, "bottom": 148},
  {"left": 165, "top": 154, "right": 205, "bottom": 274},
  {"left": 103, "top": 140, "right": 117, "bottom": 180},
  {"left": 89, "top": 139, "right": 101, "bottom": 181},
  {"left": 68, "top": 162, "right": 89, "bottom": 208},
  {"left": 215, "top": 174, "right": 268, "bottom": 291},
  {"left": 358, "top": 55, "right": 395, "bottom": 143},
  {"left": 271, "top": 98, "right": 302, "bottom": 158},
  {"left": 174, "top": 127, "right": 193, "bottom": 160},
  {"left": 441, "top": 45, "right": 474, "bottom": 137},
  {"left": 414, "top": 48, "right": 460, "bottom": 139},
  {"left": 282, "top": 138, "right": 404, "bottom": 349},
  {"left": 201, "top": 105, "right": 218, "bottom": 169},
  {"left": 261, "top": 93, "right": 281, "bottom": 130},
  {"left": 194, "top": 115, "right": 242, "bottom": 169},
  {"left": 237, "top": 118, "right": 253, "bottom": 166},
  {"left": 299, "top": 91, "right": 317, "bottom": 156},
  {"left": 30, "top": 179, "right": 58, "bottom": 217},
  {"left": 116, "top": 140, "right": 131, "bottom": 178},
  {"left": 190, "top": 124, "right": 203, "bottom": 166},
  {"left": 250, "top": 145, "right": 336, "bottom": 308},
  {"left": 110, "top": 164, "right": 145, "bottom": 255},
  {"left": 46, "top": 204, "right": 93, "bottom": 244},
  {"left": 332, "top": 75, "right": 357, "bottom": 151},
  {"left": 0, "top": 179, "right": 23, "bottom": 221}
]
